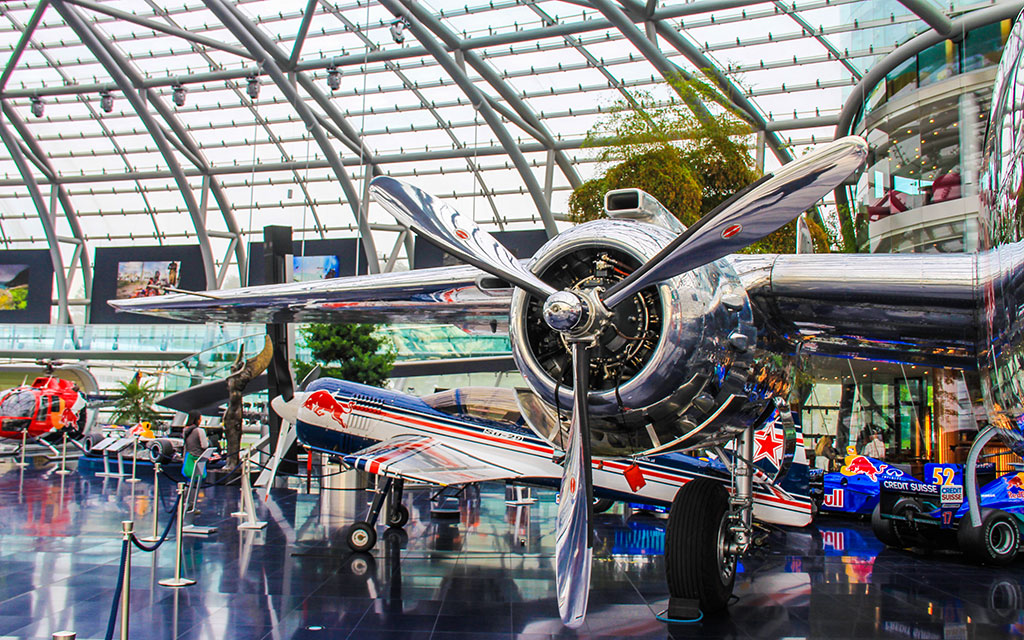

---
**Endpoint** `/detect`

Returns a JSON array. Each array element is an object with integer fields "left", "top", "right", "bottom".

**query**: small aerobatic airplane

[
  {"left": 112, "top": 14, "right": 1024, "bottom": 627},
  {"left": 271, "top": 380, "right": 813, "bottom": 534}
]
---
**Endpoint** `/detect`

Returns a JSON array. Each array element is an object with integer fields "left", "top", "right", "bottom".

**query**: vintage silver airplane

[{"left": 111, "top": 13, "right": 1024, "bottom": 626}]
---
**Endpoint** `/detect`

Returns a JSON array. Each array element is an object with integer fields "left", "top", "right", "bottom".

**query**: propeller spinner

[{"left": 368, "top": 135, "right": 867, "bottom": 627}]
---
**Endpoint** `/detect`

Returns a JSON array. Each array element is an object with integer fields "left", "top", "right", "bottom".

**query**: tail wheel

[
  {"left": 665, "top": 478, "right": 736, "bottom": 613},
  {"left": 593, "top": 498, "right": 615, "bottom": 514},
  {"left": 959, "top": 509, "right": 1020, "bottom": 566}
]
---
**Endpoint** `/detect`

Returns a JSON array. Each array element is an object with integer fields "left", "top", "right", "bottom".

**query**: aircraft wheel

[
  {"left": 958, "top": 509, "right": 1020, "bottom": 566},
  {"left": 386, "top": 503, "right": 409, "bottom": 528},
  {"left": 593, "top": 498, "right": 615, "bottom": 514},
  {"left": 665, "top": 478, "right": 736, "bottom": 613},
  {"left": 347, "top": 522, "right": 377, "bottom": 552}
]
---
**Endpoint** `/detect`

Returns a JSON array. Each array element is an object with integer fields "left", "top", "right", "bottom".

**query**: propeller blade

[
  {"left": 602, "top": 135, "right": 868, "bottom": 309},
  {"left": 369, "top": 176, "right": 556, "bottom": 300},
  {"left": 298, "top": 365, "right": 322, "bottom": 392},
  {"left": 555, "top": 342, "right": 593, "bottom": 628}
]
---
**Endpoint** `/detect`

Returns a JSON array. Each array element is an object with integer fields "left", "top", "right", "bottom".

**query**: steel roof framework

[{"left": 0, "top": 0, "right": 998, "bottom": 321}]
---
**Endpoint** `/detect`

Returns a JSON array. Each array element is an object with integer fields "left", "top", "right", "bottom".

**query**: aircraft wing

[
  {"left": 108, "top": 263, "right": 510, "bottom": 330},
  {"left": 342, "top": 434, "right": 543, "bottom": 486},
  {"left": 735, "top": 251, "right": 982, "bottom": 368}
]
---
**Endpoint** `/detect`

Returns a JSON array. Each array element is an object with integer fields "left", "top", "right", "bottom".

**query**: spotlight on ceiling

[
  {"left": 246, "top": 75, "right": 260, "bottom": 100},
  {"left": 389, "top": 18, "right": 407, "bottom": 44},
  {"left": 100, "top": 90, "right": 114, "bottom": 113},
  {"left": 30, "top": 96, "right": 43, "bottom": 118},
  {"left": 172, "top": 83, "right": 186, "bottom": 107},
  {"left": 327, "top": 66, "right": 341, "bottom": 91}
]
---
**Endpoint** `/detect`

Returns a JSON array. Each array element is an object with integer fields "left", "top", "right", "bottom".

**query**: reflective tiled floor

[{"left": 1, "top": 459, "right": 1023, "bottom": 639}]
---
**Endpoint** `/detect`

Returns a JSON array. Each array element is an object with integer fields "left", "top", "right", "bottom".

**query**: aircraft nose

[{"left": 271, "top": 392, "right": 306, "bottom": 423}]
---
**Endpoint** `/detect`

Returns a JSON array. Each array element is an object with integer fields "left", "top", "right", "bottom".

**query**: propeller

[
  {"left": 369, "top": 176, "right": 556, "bottom": 300},
  {"left": 368, "top": 134, "right": 867, "bottom": 627}
]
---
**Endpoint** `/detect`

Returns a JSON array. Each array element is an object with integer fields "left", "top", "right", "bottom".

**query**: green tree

[
  {"left": 293, "top": 323, "right": 395, "bottom": 387},
  {"left": 570, "top": 73, "right": 836, "bottom": 253},
  {"left": 109, "top": 377, "right": 162, "bottom": 425}
]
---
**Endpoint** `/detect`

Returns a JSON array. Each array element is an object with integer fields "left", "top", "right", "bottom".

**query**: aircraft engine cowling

[{"left": 511, "top": 219, "right": 781, "bottom": 458}]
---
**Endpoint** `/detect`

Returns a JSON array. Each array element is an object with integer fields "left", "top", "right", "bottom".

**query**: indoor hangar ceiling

[{"left": 0, "top": 0, "right": 1008, "bottom": 322}]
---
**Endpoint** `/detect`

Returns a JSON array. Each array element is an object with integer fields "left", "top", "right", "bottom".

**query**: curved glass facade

[{"left": 848, "top": 20, "right": 1012, "bottom": 254}]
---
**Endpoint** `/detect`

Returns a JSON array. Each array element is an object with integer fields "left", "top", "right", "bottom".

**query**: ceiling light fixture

[
  {"left": 247, "top": 75, "right": 260, "bottom": 100},
  {"left": 390, "top": 18, "right": 407, "bottom": 44},
  {"left": 327, "top": 66, "right": 341, "bottom": 91},
  {"left": 30, "top": 96, "right": 43, "bottom": 118},
  {"left": 172, "top": 83, "right": 186, "bottom": 107},
  {"left": 100, "top": 90, "right": 113, "bottom": 113}
]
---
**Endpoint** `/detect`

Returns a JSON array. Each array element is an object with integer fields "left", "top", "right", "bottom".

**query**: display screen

[
  {"left": 115, "top": 261, "right": 181, "bottom": 299},
  {"left": 292, "top": 255, "right": 339, "bottom": 282},
  {"left": 0, "top": 264, "right": 29, "bottom": 310}
]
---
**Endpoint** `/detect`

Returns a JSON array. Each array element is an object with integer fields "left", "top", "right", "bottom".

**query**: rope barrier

[
  {"left": 130, "top": 494, "right": 180, "bottom": 552},
  {"left": 104, "top": 537, "right": 130, "bottom": 640}
]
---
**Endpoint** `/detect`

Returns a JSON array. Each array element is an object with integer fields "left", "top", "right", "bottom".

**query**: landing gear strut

[
  {"left": 664, "top": 424, "right": 755, "bottom": 617},
  {"left": 346, "top": 477, "right": 407, "bottom": 552}
]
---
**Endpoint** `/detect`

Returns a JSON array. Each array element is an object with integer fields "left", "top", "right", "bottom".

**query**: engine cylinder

[{"left": 510, "top": 219, "right": 762, "bottom": 456}]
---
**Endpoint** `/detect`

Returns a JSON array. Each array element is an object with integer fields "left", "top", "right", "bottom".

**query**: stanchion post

[
  {"left": 159, "top": 483, "right": 196, "bottom": 588},
  {"left": 16, "top": 430, "right": 28, "bottom": 468},
  {"left": 120, "top": 521, "right": 133, "bottom": 640},
  {"left": 126, "top": 436, "right": 140, "bottom": 484},
  {"left": 141, "top": 462, "right": 161, "bottom": 543},
  {"left": 52, "top": 632, "right": 76, "bottom": 639},
  {"left": 56, "top": 432, "right": 71, "bottom": 476}
]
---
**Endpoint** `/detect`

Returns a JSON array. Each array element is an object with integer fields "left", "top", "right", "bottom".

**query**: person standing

[{"left": 862, "top": 432, "right": 886, "bottom": 460}]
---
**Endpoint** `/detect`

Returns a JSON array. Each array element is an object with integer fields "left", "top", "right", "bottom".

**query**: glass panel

[
  {"left": 887, "top": 57, "right": 917, "bottom": 101},
  {"left": 963, "top": 20, "right": 1009, "bottom": 72},
  {"left": 918, "top": 41, "right": 957, "bottom": 87}
]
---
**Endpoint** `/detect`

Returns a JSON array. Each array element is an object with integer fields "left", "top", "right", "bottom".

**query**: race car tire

[
  {"left": 148, "top": 439, "right": 173, "bottom": 464},
  {"left": 386, "top": 503, "right": 410, "bottom": 528},
  {"left": 347, "top": 522, "right": 377, "bottom": 552},
  {"left": 82, "top": 435, "right": 96, "bottom": 452},
  {"left": 593, "top": 498, "right": 615, "bottom": 514},
  {"left": 958, "top": 509, "right": 1020, "bottom": 566},
  {"left": 666, "top": 478, "right": 736, "bottom": 613},
  {"left": 871, "top": 504, "right": 901, "bottom": 547}
]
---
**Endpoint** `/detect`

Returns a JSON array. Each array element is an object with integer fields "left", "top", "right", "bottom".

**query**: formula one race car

[
  {"left": 871, "top": 465, "right": 1024, "bottom": 565},
  {"left": 816, "top": 451, "right": 919, "bottom": 516}
]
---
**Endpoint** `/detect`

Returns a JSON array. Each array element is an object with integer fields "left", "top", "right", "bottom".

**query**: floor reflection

[{"left": 0, "top": 461, "right": 1022, "bottom": 638}]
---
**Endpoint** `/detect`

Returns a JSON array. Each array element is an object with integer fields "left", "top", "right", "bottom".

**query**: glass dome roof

[{"left": 0, "top": 0, "right": 1002, "bottom": 321}]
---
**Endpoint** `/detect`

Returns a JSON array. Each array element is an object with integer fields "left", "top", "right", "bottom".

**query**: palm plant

[{"left": 109, "top": 377, "right": 162, "bottom": 425}]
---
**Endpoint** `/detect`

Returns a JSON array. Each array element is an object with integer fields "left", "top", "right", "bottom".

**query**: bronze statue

[{"left": 223, "top": 334, "right": 273, "bottom": 465}]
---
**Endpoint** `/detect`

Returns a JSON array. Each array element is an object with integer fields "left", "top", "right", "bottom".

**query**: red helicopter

[{"left": 0, "top": 377, "right": 85, "bottom": 443}]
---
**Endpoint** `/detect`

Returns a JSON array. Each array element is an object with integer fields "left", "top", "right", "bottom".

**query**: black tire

[
  {"left": 347, "top": 522, "right": 377, "bottom": 552},
  {"left": 593, "top": 498, "right": 615, "bottom": 514},
  {"left": 148, "top": 439, "right": 173, "bottom": 464},
  {"left": 958, "top": 509, "right": 1020, "bottom": 566},
  {"left": 665, "top": 478, "right": 736, "bottom": 613},
  {"left": 82, "top": 435, "right": 95, "bottom": 452},
  {"left": 871, "top": 504, "right": 901, "bottom": 547},
  {"left": 386, "top": 503, "right": 410, "bottom": 528}
]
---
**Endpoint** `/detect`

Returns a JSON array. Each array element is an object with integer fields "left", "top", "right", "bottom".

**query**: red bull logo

[
  {"left": 823, "top": 488, "right": 844, "bottom": 509},
  {"left": 1008, "top": 472, "right": 1024, "bottom": 500},
  {"left": 841, "top": 456, "right": 883, "bottom": 482},
  {"left": 303, "top": 390, "right": 356, "bottom": 429}
]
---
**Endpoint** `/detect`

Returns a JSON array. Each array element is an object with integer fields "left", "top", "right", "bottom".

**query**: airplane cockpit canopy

[{"left": 422, "top": 387, "right": 524, "bottom": 426}]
